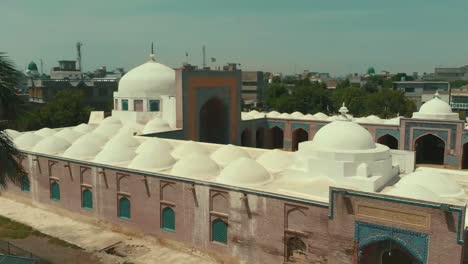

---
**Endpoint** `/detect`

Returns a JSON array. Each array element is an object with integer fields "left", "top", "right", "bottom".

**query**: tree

[
  {"left": 18, "top": 90, "right": 93, "bottom": 131},
  {"left": 265, "top": 83, "right": 289, "bottom": 110},
  {"left": 0, "top": 53, "right": 27, "bottom": 187},
  {"left": 364, "top": 88, "right": 416, "bottom": 118},
  {"left": 331, "top": 87, "right": 367, "bottom": 116},
  {"left": 391, "top": 73, "right": 414, "bottom": 82}
]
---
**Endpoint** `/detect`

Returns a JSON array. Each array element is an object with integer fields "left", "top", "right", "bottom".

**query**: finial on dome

[
  {"left": 338, "top": 102, "right": 350, "bottom": 121},
  {"left": 434, "top": 90, "right": 440, "bottom": 98},
  {"left": 149, "top": 42, "right": 156, "bottom": 62}
]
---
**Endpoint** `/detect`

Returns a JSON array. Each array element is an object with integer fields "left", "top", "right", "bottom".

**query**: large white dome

[
  {"left": 308, "top": 121, "right": 376, "bottom": 151},
  {"left": 117, "top": 57, "right": 175, "bottom": 98},
  {"left": 217, "top": 158, "right": 272, "bottom": 186},
  {"left": 412, "top": 93, "right": 459, "bottom": 120},
  {"left": 171, "top": 153, "right": 219, "bottom": 179}
]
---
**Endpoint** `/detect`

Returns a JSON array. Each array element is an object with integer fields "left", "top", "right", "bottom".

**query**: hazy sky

[{"left": 2, "top": 0, "right": 468, "bottom": 76}]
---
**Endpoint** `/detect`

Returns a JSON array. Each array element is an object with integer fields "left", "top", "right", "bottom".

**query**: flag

[{"left": 211, "top": 57, "right": 216, "bottom": 62}]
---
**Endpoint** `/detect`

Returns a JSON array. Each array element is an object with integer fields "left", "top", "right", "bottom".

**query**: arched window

[
  {"left": 22, "top": 177, "right": 30, "bottom": 192},
  {"left": 82, "top": 189, "right": 93, "bottom": 210},
  {"left": 161, "top": 207, "right": 175, "bottom": 232},
  {"left": 118, "top": 197, "right": 131, "bottom": 220},
  {"left": 212, "top": 219, "right": 228, "bottom": 244},
  {"left": 51, "top": 182, "right": 60, "bottom": 201},
  {"left": 122, "top": 99, "right": 129, "bottom": 111}
]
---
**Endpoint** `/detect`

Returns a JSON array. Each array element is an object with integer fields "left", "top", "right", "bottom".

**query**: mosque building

[{"left": 4, "top": 51, "right": 468, "bottom": 264}]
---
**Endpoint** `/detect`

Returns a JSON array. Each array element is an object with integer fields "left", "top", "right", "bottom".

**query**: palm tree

[{"left": 0, "top": 52, "right": 27, "bottom": 187}]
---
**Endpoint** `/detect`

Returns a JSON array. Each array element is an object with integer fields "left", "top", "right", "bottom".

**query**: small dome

[
  {"left": 267, "top": 111, "right": 281, "bottom": 118},
  {"left": 290, "top": 112, "right": 304, "bottom": 119},
  {"left": 218, "top": 158, "right": 272, "bottom": 186},
  {"left": 93, "top": 123, "right": 123, "bottom": 138},
  {"left": 386, "top": 184, "right": 439, "bottom": 202},
  {"left": 32, "top": 136, "right": 71, "bottom": 155},
  {"left": 14, "top": 133, "right": 44, "bottom": 151},
  {"left": 94, "top": 145, "right": 136, "bottom": 165},
  {"left": 367, "top": 67, "right": 375, "bottom": 75},
  {"left": 4, "top": 129, "right": 21, "bottom": 139},
  {"left": 419, "top": 96, "right": 452, "bottom": 114},
  {"left": 398, "top": 171, "right": 464, "bottom": 197},
  {"left": 309, "top": 121, "right": 376, "bottom": 151},
  {"left": 249, "top": 110, "right": 260, "bottom": 116},
  {"left": 54, "top": 129, "right": 84, "bottom": 143},
  {"left": 210, "top": 144, "right": 250, "bottom": 167},
  {"left": 73, "top": 133, "right": 109, "bottom": 148},
  {"left": 129, "top": 151, "right": 176, "bottom": 171},
  {"left": 171, "top": 153, "right": 219, "bottom": 178},
  {"left": 313, "top": 112, "right": 328, "bottom": 120},
  {"left": 142, "top": 118, "right": 171, "bottom": 134},
  {"left": 366, "top": 115, "right": 382, "bottom": 123},
  {"left": 256, "top": 149, "right": 294, "bottom": 173},
  {"left": 101, "top": 116, "right": 122, "bottom": 125},
  {"left": 171, "top": 141, "right": 207, "bottom": 159},
  {"left": 278, "top": 113, "right": 291, "bottom": 119},
  {"left": 73, "top": 123, "right": 95, "bottom": 133},
  {"left": 34, "top": 128, "right": 56, "bottom": 137},
  {"left": 103, "top": 133, "right": 140, "bottom": 150},
  {"left": 241, "top": 112, "right": 253, "bottom": 120},
  {"left": 63, "top": 139, "right": 102, "bottom": 159},
  {"left": 136, "top": 138, "right": 173, "bottom": 154},
  {"left": 301, "top": 114, "right": 316, "bottom": 120},
  {"left": 28, "top": 61, "right": 38, "bottom": 71},
  {"left": 117, "top": 58, "right": 175, "bottom": 98}
]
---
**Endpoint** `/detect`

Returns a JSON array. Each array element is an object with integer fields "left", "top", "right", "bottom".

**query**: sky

[{"left": 1, "top": 0, "right": 468, "bottom": 76}]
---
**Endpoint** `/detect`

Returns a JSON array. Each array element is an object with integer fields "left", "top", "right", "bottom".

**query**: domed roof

[
  {"left": 63, "top": 138, "right": 102, "bottom": 159},
  {"left": 101, "top": 116, "right": 122, "bottom": 125},
  {"left": 54, "top": 129, "right": 84, "bottom": 143},
  {"left": 308, "top": 121, "right": 376, "bottom": 151},
  {"left": 386, "top": 184, "right": 439, "bottom": 202},
  {"left": 103, "top": 133, "right": 140, "bottom": 150},
  {"left": 93, "top": 123, "right": 123, "bottom": 138},
  {"left": 14, "top": 133, "right": 43, "bottom": 151},
  {"left": 32, "top": 136, "right": 71, "bottom": 155},
  {"left": 398, "top": 171, "right": 464, "bottom": 197},
  {"left": 73, "top": 133, "right": 109, "bottom": 148},
  {"left": 94, "top": 145, "right": 136, "bottom": 165},
  {"left": 218, "top": 158, "right": 272, "bottom": 186},
  {"left": 129, "top": 151, "right": 176, "bottom": 171},
  {"left": 313, "top": 112, "right": 328, "bottom": 120},
  {"left": 256, "top": 149, "right": 294, "bottom": 173},
  {"left": 367, "top": 67, "right": 375, "bottom": 74},
  {"left": 412, "top": 92, "right": 459, "bottom": 120},
  {"left": 278, "top": 113, "right": 291, "bottom": 119},
  {"left": 73, "top": 123, "right": 95, "bottom": 133},
  {"left": 4, "top": 129, "right": 22, "bottom": 139},
  {"left": 142, "top": 118, "right": 171, "bottom": 134},
  {"left": 136, "top": 138, "right": 173, "bottom": 154},
  {"left": 290, "top": 112, "right": 304, "bottom": 119},
  {"left": 302, "top": 114, "right": 316, "bottom": 120},
  {"left": 267, "top": 111, "right": 281, "bottom": 118},
  {"left": 171, "top": 141, "right": 207, "bottom": 159},
  {"left": 117, "top": 56, "right": 175, "bottom": 98},
  {"left": 171, "top": 153, "right": 219, "bottom": 178},
  {"left": 34, "top": 128, "right": 56, "bottom": 137},
  {"left": 210, "top": 144, "right": 250, "bottom": 167},
  {"left": 28, "top": 61, "right": 38, "bottom": 71}
]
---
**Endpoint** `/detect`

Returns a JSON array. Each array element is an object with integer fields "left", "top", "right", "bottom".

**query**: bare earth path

[{"left": 0, "top": 196, "right": 219, "bottom": 264}]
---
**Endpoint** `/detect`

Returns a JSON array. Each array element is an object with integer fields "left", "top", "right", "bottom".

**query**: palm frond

[{"left": 0, "top": 130, "right": 26, "bottom": 188}]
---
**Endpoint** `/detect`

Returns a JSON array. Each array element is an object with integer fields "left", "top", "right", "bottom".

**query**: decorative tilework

[
  {"left": 291, "top": 123, "right": 310, "bottom": 133},
  {"left": 462, "top": 134, "right": 468, "bottom": 145},
  {"left": 413, "top": 129, "right": 448, "bottom": 144},
  {"left": 267, "top": 121, "right": 285, "bottom": 130},
  {"left": 355, "top": 221, "right": 428, "bottom": 264},
  {"left": 405, "top": 122, "right": 456, "bottom": 149},
  {"left": 376, "top": 129, "right": 400, "bottom": 140}
]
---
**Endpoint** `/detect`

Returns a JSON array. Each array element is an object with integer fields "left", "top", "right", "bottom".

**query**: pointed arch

[
  {"left": 292, "top": 128, "right": 309, "bottom": 151},
  {"left": 199, "top": 97, "right": 229, "bottom": 144},
  {"left": 270, "top": 126, "right": 284, "bottom": 149},
  {"left": 377, "top": 134, "right": 399, "bottom": 149},
  {"left": 414, "top": 133, "right": 445, "bottom": 165}
]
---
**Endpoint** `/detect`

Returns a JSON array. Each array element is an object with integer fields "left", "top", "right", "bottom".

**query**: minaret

[
  {"left": 149, "top": 42, "right": 156, "bottom": 61},
  {"left": 338, "top": 102, "right": 350, "bottom": 121}
]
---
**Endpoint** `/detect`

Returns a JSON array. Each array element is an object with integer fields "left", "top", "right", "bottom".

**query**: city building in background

[
  {"left": 434, "top": 65, "right": 468, "bottom": 81},
  {"left": 241, "top": 71, "right": 265, "bottom": 108},
  {"left": 393, "top": 81, "right": 450, "bottom": 108},
  {"left": 450, "top": 84, "right": 468, "bottom": 116}
]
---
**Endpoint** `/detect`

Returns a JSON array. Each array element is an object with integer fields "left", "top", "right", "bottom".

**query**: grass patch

[{"left": 0, "top": 216, "right": 81, "bottom": 249}]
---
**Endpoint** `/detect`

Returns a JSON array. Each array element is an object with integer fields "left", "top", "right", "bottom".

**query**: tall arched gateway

[
  {"left": 414, "top": 134, "right": 445, "bottom": 165},
  {"left": 360, "top": 239, "right": 419, "bottom": 264},
  {"left": 199, "top": 97, "right": 229, "bottom": 144}
]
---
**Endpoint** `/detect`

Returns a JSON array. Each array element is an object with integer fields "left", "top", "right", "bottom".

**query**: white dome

[
  {"left": 73, "top": 133, "right": 109, "bottom": 148},
  {"left": 301, "top": 114, "right": 316, "bottom": 120},
  {"left": 241, "top": 112, "right": 253, "bottom": 120},
  {"left": 256, "top": 149, "right": 294, "bottom": 173},
  {"left": 218, "top": 158, "right": 272, "bottom": 186},
  {"left": 290, "top": 111, "right": 304, "bottom": 119},
  {"left": 412, "top": 94, "right": 459, "bottom": 120},
  {"left": 73, "top": 123, "right": 95, "bottom": 133},
  {"left": 94, "top": 145, "right": 136, "bottom": 165},
  {"left": 117, "top": 58, "right": 175, "bottom": 98},
  {"left": 4, "top": 129, "right": 21, "bottom": 139},
  {"left": 249, "top": 110, "right": 260, "bottom": 116},
  {"left": 309, "top": 121, "right": 376, "bottom": 151},
  {"left": 101, "top": 116, "right": 122, "bottom": 125},
  {"left": 63, "top": 139, "right": 102, "bottom": 159},
  {"left": 171, "top": 153, "right": 219, "bottom": 178},
  {"left": 267, "top": 111, "right": 281, "bottom": 118},
  {"left": 93, "top": 123, "right": 123, "bottom": 138},
  {"left": 14, "top": 133, "right": 43, "bottom": 151},
  {"left": 398, "top": 171, "right": 464, "bottom": 197},
  {"left": 171, "top": 141, "right": 207, "bottom": 159},
  {"left": 54, "top": 129, "right": 84, "bottom": 143},
  {"left": 278, "top": 113, "right": 291, "bottom": 119},
  {"left": 136, "top": 138, "right": 173, "bottom": 154},
  {"left": 129, "top": 151, "right": 176, "bottom": 171},
  {"left": 32, "top": 136, "right": 71, "bottom": 155},
  {"left": 366, "top": 115, "right": 382, "bottom": 123},
  {"left": 210, "top": 144, "right": 250, "bottom": 167},
  {"left": 313, "top": 112, "right": 328, "bottom": 120},
  {"left": 118, "top": 125, "right": 142, "bottom": 136},
  {"left": 104, "top": 133, "right": 140, "bottom": 150},
  {"left": 142, "top": 118, "right": 171, "bottom": 134},
  {"left": 34, "top": 128, "right": 56, "bottom": 137},
  {"left": 386, "top": 184, "right": 440, "bottom": 202}
]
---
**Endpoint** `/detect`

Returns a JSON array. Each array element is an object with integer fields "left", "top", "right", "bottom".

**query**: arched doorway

[
  {"left": 360, "top": 240, "right": 419, "bottom": 264},
  {"left": 241, "top": 128, "right": 252, "bottom": 147},
  {"left": 256, "top": 127, "right": 265, "bottom": 148},
  {"left": 199, "top": 97, "right": 229, "bottom": 144},
  {"left": 286, "top": 237, "right": 306, "bottom": 263},
  {"left": 292, "top": 128, "right": 309, "bottom": 151},
  {"left": 377, "top": 134, "right": 398, "bottom": 149},
  {"left": 414, "top": 134, "right": 445, "bottom": 165},
  {"left": 462, "top": 143, "right": 468, "bottom": 169},
  {"left": 270, "top": 126, "right": 284, "bottom": 149}
]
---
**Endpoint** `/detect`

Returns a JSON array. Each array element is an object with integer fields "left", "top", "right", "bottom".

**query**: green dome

[
  {"left": 28, "top": 61, "right": 38, "bottom": 71},
  {"left": 367, "top": 67, "right": 375, "bottom": 75}
]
